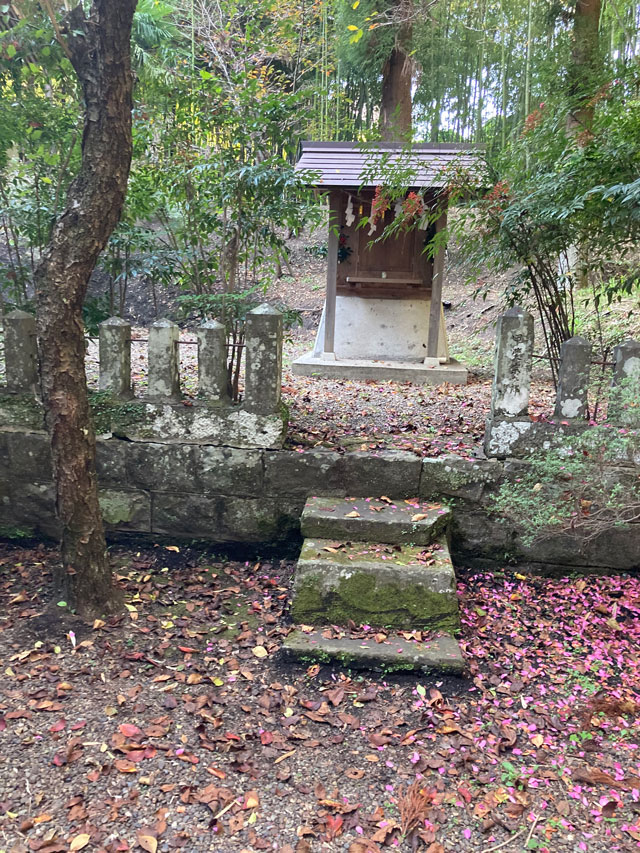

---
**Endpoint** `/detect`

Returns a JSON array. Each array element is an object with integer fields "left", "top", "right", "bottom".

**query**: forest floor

[
  {"left": 1, "top": 542, "right": 640, "bottom": 853},
  {"left": 2, "top": 234, "right": 640, "bottom": 853}
]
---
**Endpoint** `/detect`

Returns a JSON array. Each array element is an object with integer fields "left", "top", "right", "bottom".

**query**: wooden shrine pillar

[
  {"left": 323, "top": 190, "right": 341, "bottom": 357},
  {"left": 427, "top": 208, "right": 447, "bottom": 359}
]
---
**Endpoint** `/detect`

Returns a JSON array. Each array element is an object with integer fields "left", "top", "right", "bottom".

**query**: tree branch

[{"left": 39, "top": 0, "right": 73, "bottom": 62}]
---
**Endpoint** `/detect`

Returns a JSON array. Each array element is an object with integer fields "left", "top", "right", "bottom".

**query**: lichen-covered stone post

[
  {"left": 610, "top": 339, "right": 640, "bottom": 426},
  {"left": 244, "top": 304, "right": 282, "bottom": 414},
  {"left": 99, "top": 317, "right": 132, "bottom": 399},
  {"left": 197, "top": 319, "right": 229, "bottom": 401},
  {"left": 4, "top": 309, "right": 38, "bottom": 392},
  {"left": 554, "top": 336, "right": 591, "bottom": 420},
  {"left": 148, "top": 319, "right": 180, "bottom": 399},
  {"left": 489, "top": 306, "right": 534, "bottom": 419}
]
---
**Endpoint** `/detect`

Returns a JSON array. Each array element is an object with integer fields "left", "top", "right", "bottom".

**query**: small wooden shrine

[{"left": 292, "top": 141, "right": 481, "bottom": 384}]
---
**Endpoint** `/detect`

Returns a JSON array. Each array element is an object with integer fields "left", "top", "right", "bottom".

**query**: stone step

[
  {"left": 290, "top": 536, "right": 459, "bottom": 631},
  {"left": 282, "top": 629, "right": 465, "bottom": 675},
  {"left": 301, "top": 496, "right": 451, "bottom": 545}
]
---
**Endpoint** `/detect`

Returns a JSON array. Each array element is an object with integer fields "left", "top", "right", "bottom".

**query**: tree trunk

[
  {"left": 566, "top": 0, "right": 603, "bottom": 135},
  {"left": 380, "top": 18, "right": 413, "bottom": 141},
  {"left": 565, "top": 0, "right": 603, "bottom": 288},
  {"left": 34, "top": 0, "right": 137, "bottom": 618}
]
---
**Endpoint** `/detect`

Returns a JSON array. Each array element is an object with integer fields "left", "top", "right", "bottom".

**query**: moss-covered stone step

[
  {"left": 282, "top": 629, "right": 465, "bottom": 675},
  {"left": 291, "top": 536, "right": 459, "bottom": 631},
  {"left": 301, "top": 496, "right": 451, "bottom": 545}
]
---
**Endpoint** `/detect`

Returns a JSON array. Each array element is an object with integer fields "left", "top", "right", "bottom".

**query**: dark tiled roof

[{"left": 295, "top": 141, "right": 483, "bottom": 188}]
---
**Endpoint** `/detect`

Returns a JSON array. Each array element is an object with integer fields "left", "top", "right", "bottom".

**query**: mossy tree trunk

[{"left": 34, "top": 0, "right": 137, "bottom": 618}]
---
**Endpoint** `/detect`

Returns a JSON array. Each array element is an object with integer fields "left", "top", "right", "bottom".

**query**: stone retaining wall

[
  {"left": 1, "top": 432, "right": 638, "bottom": 573},
  {"left": 1, "top": 305, "right": 638, "bottom": 573}
]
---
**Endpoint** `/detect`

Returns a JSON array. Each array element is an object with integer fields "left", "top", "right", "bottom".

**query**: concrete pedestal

[
  {"left": 312, "top": 295, "right": 448, "bottom": 361},
  {"left": 293, "top": 295, "right": 467, "bottom": 385}
]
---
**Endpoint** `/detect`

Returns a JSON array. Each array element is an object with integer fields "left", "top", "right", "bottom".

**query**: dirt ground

[{"left": 1, "top": 543, "right": 640, "bottom": 853}]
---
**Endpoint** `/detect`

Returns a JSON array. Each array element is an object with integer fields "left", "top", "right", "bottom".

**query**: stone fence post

[
  {"left": 99, "top": 317, "right": 132, "bottom": 398},
  {"left": 197, "top": 319, "right": 229, "bottom": 401},
  {"left": 148, "top": 319, "right": 181, "bottom": 399},
  {"left": 244, "top": 304, "right": 283, "bottom": 414},
  {"left": 554, "top": 336, "right": 590, "bottom": 420},
  {"left": 4, "top": 309, "right": 38, "bottom": 392},
  {"left": 610, "top": 339, "right": 640, "bottom": 426},
  {"left": 489, "top": 306, "right": 534, "bottom": 419}
]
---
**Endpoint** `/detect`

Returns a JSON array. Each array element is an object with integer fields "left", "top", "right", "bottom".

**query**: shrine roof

[{"left": 295, "top": 141, "right": 483, "bottom": 189}]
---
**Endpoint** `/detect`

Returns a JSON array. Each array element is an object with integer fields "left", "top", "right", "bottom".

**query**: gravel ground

[{"left": 1, "top": 543, "right": 640, "bottom": 853}]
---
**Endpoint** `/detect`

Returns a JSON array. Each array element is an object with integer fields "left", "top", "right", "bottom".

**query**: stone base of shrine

[{"left": 291, "top": 352, "right": 468, "bottom": 385}]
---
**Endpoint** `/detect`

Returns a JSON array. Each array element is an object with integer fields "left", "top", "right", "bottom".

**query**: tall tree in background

[
  {"left": 566, "top": 0, "right": 603, "bottom": 135},
  {"left": 379, "top": 8, "right": 413, "bottom": 139},
  {"left": 34, "top": 0, "right": 137, "bottom": 617}
]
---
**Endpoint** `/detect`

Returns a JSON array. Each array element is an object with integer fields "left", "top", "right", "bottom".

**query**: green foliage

[
  {"left": 448, "top": 68, "right": 640, "bottom": 381},
  {"left": 0, "top": 6, "right": 81, "bottom": 305}
]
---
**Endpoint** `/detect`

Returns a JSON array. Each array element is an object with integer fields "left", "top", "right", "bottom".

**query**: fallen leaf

[{"left": 137, "top": 833, "right": 158, "bottom": 853}]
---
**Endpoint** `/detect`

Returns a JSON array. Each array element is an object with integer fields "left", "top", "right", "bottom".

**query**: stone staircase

[{"left": 283, "top": 496, "right": 465, "bottom": 674}]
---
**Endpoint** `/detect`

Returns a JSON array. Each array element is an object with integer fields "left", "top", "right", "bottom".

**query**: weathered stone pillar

[
  {"left": 197, "top": 319, "right": 229, "bottom": 401},
  {"left": 148, "top": 319, "right": 180, "bottom": 399},
  {"left": 244, "top": 304, "right": 282, "bottom": 414},
  {"left": 554, "top": 336, "right": 591, "bottom": 420},
  {"left": 610, "top": 339, "right": 640, "bottom": 425},
  {"left": 4, "top": 309, "right": 38, "bottom": 392},
  {"left": 99, "top": 317, "right": 132, "bottom": 398},
  {"left": 489, "top": 306, "right": 534, "bottom": 419}
]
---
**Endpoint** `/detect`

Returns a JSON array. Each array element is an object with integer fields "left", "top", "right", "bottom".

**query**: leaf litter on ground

[{"left": 0, "top": 543, "right": 639, "bottom": 851}]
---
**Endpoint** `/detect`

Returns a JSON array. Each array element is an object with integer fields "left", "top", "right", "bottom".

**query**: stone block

[
  {"left": 421, "top": 456, "right": 503, "bottom": 501},
  {"left": 244, "top": 304, "right": 283, "bottom": 414},
  {"left": 148, "top": 319, "right": 180, "bottom": 399},
  {"left": 555, "top": 336, "right": 590, "bottom": 420},
  {"left": 125, "top": 443, "right": 197, "bottom": 492},
  {"left": 197, "top": 320, "right": 229, "bottom": 401},
  {"left": 301, "top": 496, "right": 451, "bottom": 545},
  {"left": 490, "top": 307, "right": 534, "bottom": 419},
  {"left": 291, "top": 536, "right": 460, "bottom": 630},
  {"left": 95, "top": 439, "right": 128, "bottom": 487},
  {"left": 335, "top": 450, "right": 422, "bottom": 497},
  {"left": 263, "top": 449, "right": 345, "bottom": 497},
  {"left": 99, "top": 317, "right": 133, "bottom": 398},
  {"left": 282, "top": 630, "right": 465, "bottom": 675},
  {"left": 4, "top": 310, "right": 38, "bottom": 392},
  {"left": 484, "top": 418, "right": 588, "bottom": 459},
  {"left": 196, "top": 446, "right": 263, "bottom": 496},
  {"left": 610, "top": 340, "right": 640, "bottom": 426},
  {"left": 220, "top": 496, "right": 301, "bottom": 542},
  {"left": 7, "top": 482, "right": 59, "bottom": 538},
  {"left": 6, "top": 432, "right": 52, "bottom": 481},
  {"left": 0, "top": 393, "right": 45, "bottom": 430},
  {"left": 448, "top": 508, "right": 514, "bottom": 564},
  {"left": 113, "top": 401, "right": 287, "bottom": 449},
  {"left": 99, "top": 489, "right": 150, "bottom": 531},
  {"left": 152, "top": 493, "right": 224, "bottom": 537}
]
